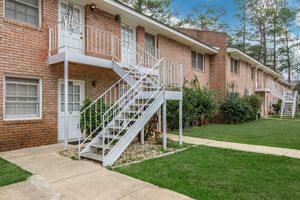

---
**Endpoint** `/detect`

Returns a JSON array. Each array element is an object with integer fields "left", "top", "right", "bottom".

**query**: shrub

[
  {"left": 244, "top": 95, "right": 263, "bottom": 119},
  {"left": 80, "top": 99, "right": 111, "bottom": 137},
  {"left": 272, "top": 100, "right": 282, "bottom": 115},
  {"left": 220, "top": 93, "right": 261, "bottom": 124},
  {"left": 167, "top": 76, "right": 216, "bottom": 130}
]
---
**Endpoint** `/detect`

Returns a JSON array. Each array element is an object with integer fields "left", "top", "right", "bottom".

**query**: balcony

[{"left": 48, "top": 23, "right": 160, "bottom": 69}]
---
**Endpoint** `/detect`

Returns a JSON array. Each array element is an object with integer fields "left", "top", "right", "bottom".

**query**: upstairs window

[
  {"left": 251, "top": 67, "right": 255, "bottom": 80},
  {"left": 231, "top": 58, "right": 239, "bottom": 75},
  {"left": 5, "top": 0, "right": 41, "bottom": 27},
  {"left": 145, "top": 33, "right": 156, "bottom": 57},
  {"left": 191, "top": 50, "right": 205, "bottom": 71},
  {"left": 4, "top": 76, "right": 41, "bottom": 120}
]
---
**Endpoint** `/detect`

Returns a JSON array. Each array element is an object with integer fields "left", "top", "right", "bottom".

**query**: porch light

[
  {"left": 115, "top": 14, "right": 121, "bottom": 22},
  {"left": 89, "top": 4, "right": 96, "bottom": 12},
  {"left": 92, "top": 80, "right": 97, "bottom": 87}
]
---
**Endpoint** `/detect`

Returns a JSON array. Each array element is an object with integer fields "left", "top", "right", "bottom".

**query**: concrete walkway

[
  {"left": 0, "top": 144, "right": 191, "bottom": 200},
  {"left": 168, "top": 134, "right": 300, "bottom": 159}
]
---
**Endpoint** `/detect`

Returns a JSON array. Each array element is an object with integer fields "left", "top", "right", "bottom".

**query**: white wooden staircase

[
  {"left": 78, "top": 37, "right": 182, "bottom": 166},
  {"left": 280, "top": 91, "right": 298, "bottom": 118}
]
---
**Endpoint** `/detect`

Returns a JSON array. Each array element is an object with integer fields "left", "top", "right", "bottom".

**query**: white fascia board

[
  {"left": 101, "top": 0, "right": 218, "bottom": 54},
  {"left": 228, "top": 48, "right": 282, "bottom": 78}
]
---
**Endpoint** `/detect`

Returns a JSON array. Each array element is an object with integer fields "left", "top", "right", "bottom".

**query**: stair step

[
  {"left": 80, "top": 152, "right": 103, "bottom": 161},
  {"left": 90, "top": 142, "right": 114, "bottom": 149},
  {"left": 108, "top": 126, "right": 128, "bottom": 130},
  {"left": 115, "top": 118, "right": 137, "bottom": 121},
  {"left": 99, "top": 134, "right": 122, "bottom": 140}
]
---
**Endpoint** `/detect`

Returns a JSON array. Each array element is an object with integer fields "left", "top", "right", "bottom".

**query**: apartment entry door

[
  {"left": 59, "top": 1, "right": 84, "bottom": 54},
  {"left": 58, "top": 80, "right": 85, "bottom": 141},
  {"left": 121, "top": 25, "right": 136, "bottom": 67}
]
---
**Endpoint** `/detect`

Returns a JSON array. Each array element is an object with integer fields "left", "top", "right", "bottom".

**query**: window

[
  {"left": 60, "top": 82, "right": 80, "bottom": 112},
  {"left": 4, "top": 76, "right": 41, "bottom": 120},
  {"left": 251, "top": 68, "right": 255, "bottom": 80},
  {"left": 145, "top": 33, "right": 156, "bottom": 56},
  {"left": 5, "top": 0, "right": 41, "bottom": 27},
  {"left": 231, "top": 58, "right": 239, "bottom": 75},
  {"left": 191, "top": 50, "right": 205, "bottom": 71}
]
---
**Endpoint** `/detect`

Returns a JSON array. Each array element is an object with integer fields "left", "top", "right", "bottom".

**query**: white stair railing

[
  {"left": 101, "top": 59, "right": 164, "bottom": 159},
  {"left": 78, "top": 66, "right": 138, "bottom": 150},
  {"left": 100, "top": 57, "right": 183, "bottom": 160},
  {"left": 292, "top": 91, "right": 298, "bottom": 118}
]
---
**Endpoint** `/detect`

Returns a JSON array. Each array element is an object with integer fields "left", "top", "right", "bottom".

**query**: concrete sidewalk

[
  {"left": 0, "top": 144, "right": 191, "bottom": 200},
  {"left": 168, "top": 134, "right": 300, "bottom": 159}
]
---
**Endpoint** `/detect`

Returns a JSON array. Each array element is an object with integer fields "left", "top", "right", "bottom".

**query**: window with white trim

[
  {"left": 145, "top": 33, "right": 156, "bottom": 57},
  {"left": 251, "top": 67, "right": 255, "bottom": 80},
  {"left": 231, "top": 58, "right": 239, "bottom": 75},
  {"left": 191, "top": 50, "right": 205, "bottom": 71},
  {"left": 5, "top": 77, "right": 41, "bottom": 120},
  {"left": 5, "top": 0, "right": 41, "bottom": 27}
]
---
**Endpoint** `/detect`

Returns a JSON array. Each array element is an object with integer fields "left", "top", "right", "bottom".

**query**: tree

[
  {"left": 178, "top": 5, "right": 228, "bottom": 32},
  {"left": 230, "top": 0, "right": 251, "bottom": 52},
  {"left": 118, "top": 0, "right": 176, "bottom": 25}
]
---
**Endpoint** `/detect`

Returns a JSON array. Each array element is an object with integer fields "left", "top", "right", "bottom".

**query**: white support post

[
  {"left": 179, "top": 100, "right": 183, "bottom": 145},
  {"left": 64, "top": 52, "right": 69, "bottom": 150},
  {"left": 141, "top": 127, "right": 145, "bottom": 145},
  {"left": 158, "top": 107, "right": 161, "bottom": 131},
  {"left": 163, "top": 99, "right": 167, "bottom": 151}
]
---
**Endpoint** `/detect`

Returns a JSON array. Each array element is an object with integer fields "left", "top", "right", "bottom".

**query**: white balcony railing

[{"left": 48, "top": 23, "right": 160, "bottom": 63}]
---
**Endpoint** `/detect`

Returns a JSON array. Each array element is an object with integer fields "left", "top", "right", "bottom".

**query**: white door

[
  {"left": 121, "top": 25, "right": 136, "bottom": 67},
  {"left": 58, "top": 80, "right": 85, "bottom": 141},
  {"left": 59, "top": 2, "right": 83, "bottom": 53}
]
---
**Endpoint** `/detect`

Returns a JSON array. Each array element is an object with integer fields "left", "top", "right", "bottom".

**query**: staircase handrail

[
  {"left": 78, "top": 65, "right": 138, "bottom": 150},
  {"left": 101, "top": 58, "right": 166, "bottom": 159}
]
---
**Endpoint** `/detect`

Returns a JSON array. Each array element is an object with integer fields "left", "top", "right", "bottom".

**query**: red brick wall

[
  {"left": 85, "top": 6, "right": 121, "bottom": 60},
  {"left": 179, "top": 29, "right": 227, "bottom": 91},
  {"left": 0, "top": 1, "right": 120, "bottom": 151},
  {"left": 226, "top": 55, "right": 256, "bottom": 95},
  {"left": 0, "top": 0, "right": 58, "bottom": 151},
  {"left": 157, "top": 35, "right": 211, "bottom": 87},
  {"left": 136, "top": 26, "right": 145, "bottom": 44}
]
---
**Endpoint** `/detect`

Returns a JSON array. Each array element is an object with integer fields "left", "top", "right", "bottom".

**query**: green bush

[
  {"left": 220, "top": 93, "right": 261, "bottom": 124},
  {"left": 167, "top": 76, "right": 216, "bottom": 130},
  {"left": 244, "top": 95, "right": 263, "bottom": 119},
  {"left": 272, "top": 100, "right": 282, "bottom": 115},
  {"left": 80, "top": 99, "right": 111, "bottom": 137}
]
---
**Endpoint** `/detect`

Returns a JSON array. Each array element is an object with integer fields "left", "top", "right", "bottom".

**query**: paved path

[
  {"left": 168, "top": 134, "right": 300, "bottom": 159},
  {"left": 0, "top": 144, "right": 191, "bottom": 200}
]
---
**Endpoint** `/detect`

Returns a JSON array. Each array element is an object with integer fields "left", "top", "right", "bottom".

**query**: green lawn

[
  {"left": 172, "top": 118, "right": 300, "bottom": 150},
  {"left": 0, "top": 158, "right": 31, "bottom": 187},
  {"left": 115, "top": 146, "right": 300, "bottom": 200}
]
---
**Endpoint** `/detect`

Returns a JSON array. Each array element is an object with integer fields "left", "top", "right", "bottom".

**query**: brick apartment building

[{"left": 0, "top": 0, "right": 292, "bottom": 155}]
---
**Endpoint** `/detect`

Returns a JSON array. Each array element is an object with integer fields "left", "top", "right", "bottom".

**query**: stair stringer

[
  {"left": 112, "top": 62, "right": 137, "bottom": 87},
  {"left": 103, "top": 91, "right": 164, "bottom": 166}
]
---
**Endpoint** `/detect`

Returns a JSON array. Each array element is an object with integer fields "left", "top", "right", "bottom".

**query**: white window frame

[
  {"left": 4, "top": 0, "right": 42, "bottom": 27},
  {"left": 231, "top": 58, "right": 239, "bottom": 75},
  {"left": 144, "top": 32, "right": 157, "bottom": 57},
  {"left": 3, "top": 75, "right": 42, "bottom": 120},
  {"left": 251, "top": 67, "right": 255, "bottom": 80},
  {"left": 191, "top": 50, "right": 205, "bottom": 71}
]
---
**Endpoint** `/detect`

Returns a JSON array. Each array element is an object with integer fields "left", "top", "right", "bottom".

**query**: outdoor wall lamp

[
  {"left": 90, "top": 4, "right": 96, "bottom": 12},
  {"left": 92, "top": 80, "right": 97, "bottom": 87},
  {"left": 115, "top": 14, "right": 121, "bottom": 22}
]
